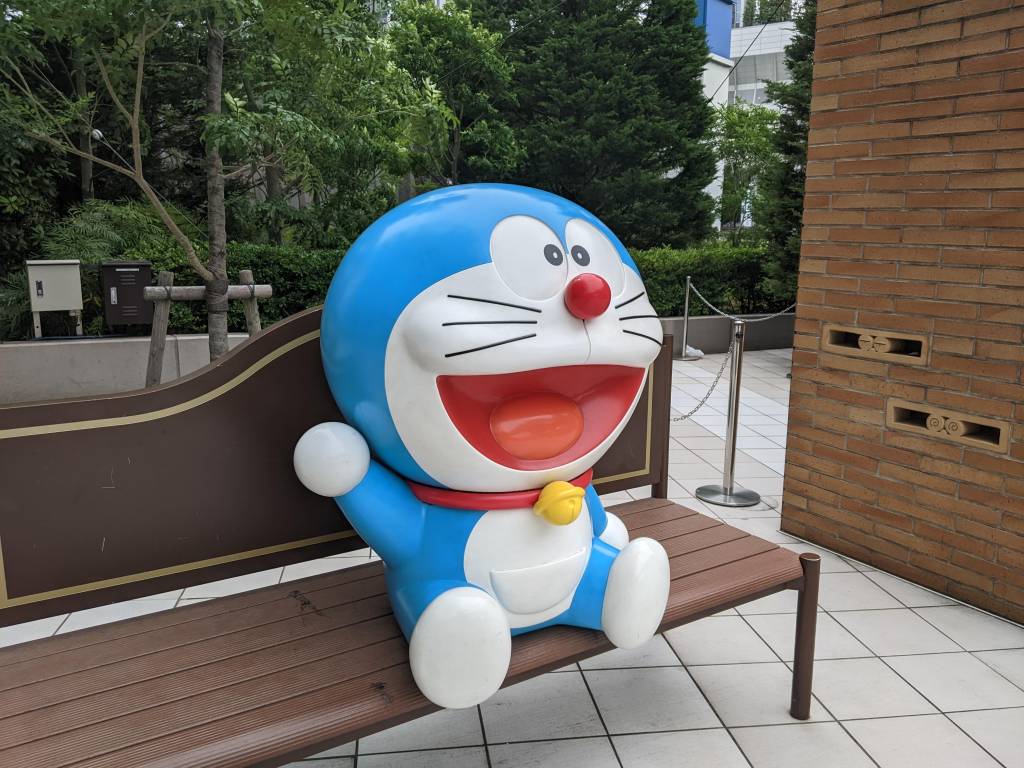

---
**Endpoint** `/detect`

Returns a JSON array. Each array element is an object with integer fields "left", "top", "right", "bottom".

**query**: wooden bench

[{"left": 0, "top": 310, "right": 818, "bottom": 767}]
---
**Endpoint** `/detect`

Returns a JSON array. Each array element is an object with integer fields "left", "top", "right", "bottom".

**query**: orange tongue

[{"left": 489, "top": 393, "right": 584, "bottom": 460}]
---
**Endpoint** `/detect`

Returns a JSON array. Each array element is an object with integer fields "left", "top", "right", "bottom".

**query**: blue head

[{"left": 321, "top": 183, "right": 663, "bottom": 493}]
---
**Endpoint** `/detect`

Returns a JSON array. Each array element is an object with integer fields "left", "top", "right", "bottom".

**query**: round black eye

[
  {"left": 543, "top": 243, "right": 564, "bottom": 266},
  {"left": 571, "top": 245, "right": 590, "bottom": 266}
]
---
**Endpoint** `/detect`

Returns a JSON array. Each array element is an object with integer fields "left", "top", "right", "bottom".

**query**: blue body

[
  {"left": 320, "top": 184, "right": 635, "bottom": 640},
  {"left": 337, "top": 463, "right": 619, "bottom": 637}
]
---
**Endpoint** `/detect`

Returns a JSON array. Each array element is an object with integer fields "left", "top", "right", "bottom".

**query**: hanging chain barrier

[
  {"left": 687, "top": 282, "right": 796, "bottom": 323},
  {"left": 671, "top": 335, "right": 733, "bottom": 422},
  {"left": 670, "top": 278, "right": 793, "bottom": 423}
]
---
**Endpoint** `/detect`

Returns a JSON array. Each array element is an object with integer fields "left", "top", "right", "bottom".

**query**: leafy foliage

[
  {"left": 753, "top": 0, "right": 814, "bottom": 302},
  {"left": 633, "top": 243, "right": 780, "bottom": 317},
  {"left": 390, "top": 0, "right": 521, "bottom": 185},
  {"left": 711, "top": 102, "right": 778, "bottom": 238},
  {"left": 468, "top": 0, "right": 717, "bottom": 249}
]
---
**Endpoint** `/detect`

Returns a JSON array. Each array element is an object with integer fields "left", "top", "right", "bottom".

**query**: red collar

[{"left": 407, "top": 469, "right": 593, "bottom": 510}]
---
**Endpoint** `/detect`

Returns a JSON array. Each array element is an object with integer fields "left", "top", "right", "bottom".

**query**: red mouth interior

[{"left": 437, "top": 365, "right": 646, "bottom": 471}]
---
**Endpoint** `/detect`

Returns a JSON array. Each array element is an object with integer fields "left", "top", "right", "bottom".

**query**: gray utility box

[
  {"left": 101, "top": 261, "right": 153, "bottom": 326},
  {"left": 25, "top": 260, "right": 84, "bottom": 338}
]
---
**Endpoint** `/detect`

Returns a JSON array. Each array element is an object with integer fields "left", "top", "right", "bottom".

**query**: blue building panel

[{"left": 696, "top": 0, "right": 734, "bottom": 60}]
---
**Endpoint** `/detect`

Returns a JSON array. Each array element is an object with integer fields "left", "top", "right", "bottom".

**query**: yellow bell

[{"left": 533, "top": 481, "right": 585, "bottom": 526}]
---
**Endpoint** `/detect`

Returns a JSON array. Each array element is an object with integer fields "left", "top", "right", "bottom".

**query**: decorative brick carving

[
  {"left": 823, "top": 324, "right": 928, "bottom": 364},
  {"left": 887, "top": 399, "right": 1009, "bottom": 454}
]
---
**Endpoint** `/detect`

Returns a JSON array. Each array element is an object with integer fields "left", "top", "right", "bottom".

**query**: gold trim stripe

[
  {"left": 0, "top": 330, "right": 321, "bottom": 441},
  {"left": 0, "top": 530, "right": 356, "bottom": 609}
]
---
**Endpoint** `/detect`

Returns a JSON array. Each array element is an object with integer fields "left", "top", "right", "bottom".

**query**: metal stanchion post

[
  {"left": 696, "top": 319, "right": 761, "bottom": 507},
  {"left": 680, "top": 275, "right": 700, "bottom": 361}
]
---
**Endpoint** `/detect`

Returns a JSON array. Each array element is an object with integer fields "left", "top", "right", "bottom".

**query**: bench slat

[{"left": 0, "top": 503, "right": 804, "bottom": 768}]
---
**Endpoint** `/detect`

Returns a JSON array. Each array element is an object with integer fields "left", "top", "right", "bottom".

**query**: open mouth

[{"left": 437, "top": 365, "right": 646, "bottom": 471}]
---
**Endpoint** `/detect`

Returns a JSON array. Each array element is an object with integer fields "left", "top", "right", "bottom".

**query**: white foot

[
  {"left": 601, "top": 537, "right": 670, "bottom": 649},
  {"left": 409, "top": 587, "right": 511, "bottom": 708},
  {"left": 599, "top": 512, "right": 629, "bottom": 550}
]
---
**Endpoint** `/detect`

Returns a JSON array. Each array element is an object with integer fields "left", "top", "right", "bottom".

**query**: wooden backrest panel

[{"left": 0, "top": 308, "right": 672, "bottom": 626}]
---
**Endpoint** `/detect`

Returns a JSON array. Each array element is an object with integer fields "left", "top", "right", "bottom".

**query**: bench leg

[{"left": 790, "top": 552, "right": 821, "bottom": 720}]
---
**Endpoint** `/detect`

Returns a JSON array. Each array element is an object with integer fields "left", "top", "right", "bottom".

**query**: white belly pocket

[{"left": 490, "top": 548, "right": 588, "bottom": 615}]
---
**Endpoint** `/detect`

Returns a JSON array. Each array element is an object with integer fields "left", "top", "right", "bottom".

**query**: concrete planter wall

[
  {"left": 0, "top": 334, "right": 249, "bottom": 405},
  {"left": 660, "top": 313, "right": 795, "bottom": 357}
]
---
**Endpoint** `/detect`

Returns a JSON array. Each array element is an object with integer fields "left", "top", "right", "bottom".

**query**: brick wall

[{"left": 782, "top": 0, "right": 1024, "bottom": 622}]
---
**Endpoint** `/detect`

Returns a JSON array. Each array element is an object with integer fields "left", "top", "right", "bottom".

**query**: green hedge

[
  {"left": 632, "top": 243, "right": 776, "bottom": 317},
  {"left": 1, "top": 235, "right": 778, "bottom": 341},
  {"left": 122, "top": 242, "right": 342, "bottom": 334}
]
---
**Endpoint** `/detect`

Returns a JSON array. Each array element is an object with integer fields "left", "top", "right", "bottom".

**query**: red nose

[{"left": 564, "top": 273, "right": 611, "bottom": 320}]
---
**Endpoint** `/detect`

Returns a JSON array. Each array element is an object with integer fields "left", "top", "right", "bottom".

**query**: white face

[{"left": 383, "top": 215, "right": 664, "bottom": 492}]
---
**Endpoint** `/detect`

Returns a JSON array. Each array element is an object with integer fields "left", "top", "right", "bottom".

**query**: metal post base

[{"left": 695, "top": 484, "right": 761, "bottom": 507}]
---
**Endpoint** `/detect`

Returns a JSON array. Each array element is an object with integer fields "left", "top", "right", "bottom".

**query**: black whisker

[
  {"left": 442, "top": 320, "right": 539, "bottom": 327},
  {"left": 619, "top": 314, "right": 658, "bottom": 321},
  {"left": 447, "top": 294, "right": 542, "bottom": 313},
  {"left": 445, "top": 334, "right": 538, "bottom": 358},
  {"left": 622, "top": 329, "right": 662, "bottom": 346},
  {"left": 614, "top": 291, "right": 645, "bottom": 309}
]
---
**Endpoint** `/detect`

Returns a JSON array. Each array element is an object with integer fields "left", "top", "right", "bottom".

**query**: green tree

[
  {"left": 390, "top": 0, "right": 520, "bottom": 186},
  {"left": 711, "top": 102, "right": 778, "bottom": 239},
  {"left": 742, "top": 0, "right": 756, "bottom": 26},
  {"left": 470, "top": 0, "right": 716, "bottom": 249},
  {"left": 209, "top": 0, "right": 447, "bottom": 247},
  {"left": 754, "top": 0, "right": 814, "bottom": 301}
]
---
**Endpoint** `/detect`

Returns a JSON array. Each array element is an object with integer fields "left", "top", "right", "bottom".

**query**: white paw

[
  {"left": 409, "top": 587, "right": 511, "bottom": 708},
  {"left": 601, "top": 537, "right": 670, "bottom": 649},
  {"left": 293, "top": 422, "right": 370, "bottom": 497},
  {"left": 599, "top": 512, "right": 629, "bottom": 550}
]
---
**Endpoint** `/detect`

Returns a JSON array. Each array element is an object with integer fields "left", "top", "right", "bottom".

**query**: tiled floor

[{"left": 3, "top": 350, "right": 1024, "bottom": 767}]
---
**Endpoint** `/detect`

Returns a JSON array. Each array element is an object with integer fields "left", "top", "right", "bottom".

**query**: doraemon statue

[{"left": 294, "top": 184, "right": 670, "bottom": 708}]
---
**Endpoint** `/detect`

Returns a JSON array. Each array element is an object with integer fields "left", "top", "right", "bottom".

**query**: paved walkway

[{"left": 3, "top": 351, "right": 1023, "bottom": 767}]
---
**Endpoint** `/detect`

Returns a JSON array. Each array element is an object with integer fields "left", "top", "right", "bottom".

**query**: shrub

[
  {"left": 632, "top": 242, "right": 778, "bottom": 317},
  {"left": 122, "top": 241, "right": 343, "bottom": 334}
]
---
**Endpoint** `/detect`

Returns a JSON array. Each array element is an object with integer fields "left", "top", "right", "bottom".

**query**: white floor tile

[
  {"left": 614, "top": 729, "right": 748, "bottom": 768},
  {"left": 975, "top": 648, "right": 1024, "bottom": 689},
  {"left": 810, "top": 658, "right": 936, "bottom": 719},
  {"left": 736, "top": 590, "right": 798, "bottom": 615},
  {"left": 489, "top": 737, "right": 618, "bottom": 768},
  {"left": 358, "top": 747, "right": 486, "bottom": 768},
  {"left": 284, "top": 758, "right": 351, "bottom": 768},
  {"left": 884, "top": 652, "right": 1024, "bottom": 711},
  {"left": 778, "top": 542, "right": 855, "bottom": 573},
  {"left": 280, "top": 557, "right": 360, "bottom": 582},
  {"left": 181, "top": 568, "right": 283, "bottom": 599},
  {"left": 915, "top": 605, "right": 1024, "bottom": 651},
  {"left": 137, "top": 589, "right": 185, "bottom": 601},
  {"left": 863, "top": 572, "right": 953, "bottom": 607},
  {"left": 745, "top": 612, "right": 871, "bottom": 662},
  {"left": 579, "top": 634, "right": 681, "bottom": 669},
  {"left": 0, "top": 615, "right": 66, "bottom": 648},
  {"left": 307, "top": 741, "right": 355, "bottom": 758},
  {"left": 833, "top": 610, "right": 962, "bottom": 656},
  {"left": 689, "top": 662, "right": 830, "bottom": 726},
  {"left": 664, "top": 616, "right": 777, "bottom": 665},
  {"left": 817, "top": 573, "right": 902, "bottom": 612},
  {"left": 480, "top": 672, "right": 603, "bottom": 742},
  {"left": 359, "top": 707, "right": 482, "bottom": 754},
  {"left": 732, "top": 721, "right": 874, "bottom": 768},
  {"left": 845, "top": 714, "right": 1002, "bottom": 768},
  {"left": 585, "top": 667, "right": 720, "bottom": 733},
  {"left": 58, "top": 598, "right": 177, "bottom": 633},
  {"left": 949, "top": 707, "right": 1024, "bottom": 768}
]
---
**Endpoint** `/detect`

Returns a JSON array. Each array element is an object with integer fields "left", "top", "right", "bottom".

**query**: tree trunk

[
  {"left": 72, "top": 49, "right": 93, "bottom": 201},
  {"left": 397, "top": 171, "right": 416, "bottom": 203},
  {"left": 205, "top": 16, "right": 229, "bottom": 361},
  {"left": 265, "top": 162, "right": 283, "bottom": 245}
]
